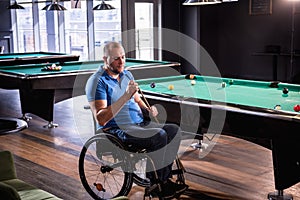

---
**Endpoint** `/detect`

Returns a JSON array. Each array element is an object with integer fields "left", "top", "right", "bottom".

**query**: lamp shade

[
  {"left": 8, "top": 1, "right": 25, "bottom": 9},
  {"left": 183, "top": 0, "right": 222, "bottom": 5},
  {"left": 93, "top": 0, "right": 115, "bottom": 10},
  {"left": 42, "top": 2, "right": 67, "bottom": 11}
]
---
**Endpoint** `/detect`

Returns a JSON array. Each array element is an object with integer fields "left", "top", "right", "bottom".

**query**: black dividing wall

[{"left": 162, "top": 0, "right": 300, "bottom": 83}]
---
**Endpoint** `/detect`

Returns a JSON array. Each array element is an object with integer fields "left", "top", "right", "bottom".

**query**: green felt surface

[
  {"left": 0, "top": 61, "right": 100, "bottom": 75},
  {"left": 0, "top": 52, "right": 66, "bottom": 60},
  {"left": 0, "top": 58, "right": 170, "bottom": 76},
  {"left": 124, "top": 58, "right": 170, "bottom": 67},
  {"left": 137, "top": 75, "right": 300, "bottom": 113}
]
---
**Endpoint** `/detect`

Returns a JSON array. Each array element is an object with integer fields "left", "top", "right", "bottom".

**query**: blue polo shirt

[{"left": 85, "top": 66, "right": 143, "bottom": 130}]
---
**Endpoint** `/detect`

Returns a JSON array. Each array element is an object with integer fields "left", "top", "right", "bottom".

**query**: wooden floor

[{"left": 0, "top": 88, "right": 299, "bottom": 200}]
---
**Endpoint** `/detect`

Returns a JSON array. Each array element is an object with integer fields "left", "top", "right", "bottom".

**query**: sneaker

[
  {"left": 147, "top": 181, "right": 176, "bottom": 199},
  {"left": 147, "top": 180, "right": 188, "bottom": 199}
]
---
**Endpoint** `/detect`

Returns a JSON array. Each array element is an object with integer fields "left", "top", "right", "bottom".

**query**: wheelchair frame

[{"left": 78, "top": 106, "right": 186, "bottom": 200}]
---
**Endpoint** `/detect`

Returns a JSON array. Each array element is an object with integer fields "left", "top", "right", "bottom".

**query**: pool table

[
  {"left": 0, "top": 59, "right": 180, "bottom": 128},
  {"left": 0, "top": 52, "right": 80, "bottom": 66},
  {"left": 137, "top": 75, "right": 300, "bottom": 199}
]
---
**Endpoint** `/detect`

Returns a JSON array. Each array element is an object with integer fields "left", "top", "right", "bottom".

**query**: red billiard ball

[{"left": 294, "top": 104, "right": 300, "bottom": 112}]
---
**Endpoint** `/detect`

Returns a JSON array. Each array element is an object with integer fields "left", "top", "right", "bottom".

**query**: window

[
  {"left": 39, "top": 4, "right": 50, "bottom": 52},
  {"left": 131, "top": 0, "right": 161, "bottom": 60},
  {"left": 14, "top": 0, "right": 34, "bottom": 52},
  {"left": 135, "top": 2, "right": 154, "bottom": 60},
  {"left": 11, "top": 0, "right": 160, "bottom": 61},
  {"left": 65, "top": 2, "right": 88, "bottom": 60},
  {"left": 94, "top": 0, "right": 121, "bottom": 60},
  {"left": 38, "top": 3, "right": 59, "bottom": 52}
]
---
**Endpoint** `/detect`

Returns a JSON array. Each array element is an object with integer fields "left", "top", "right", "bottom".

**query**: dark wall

[
  {"left": 2, "top": 0, "right": 299, "bottom": 83},
  {"left": 200, "top": 0, "right": 297, "bottom": 82},
  {"left": 161, "top": 0, "right": 182, "bottom": 64},
  {"left": 0, "top": 0, "right": 13, "bottom": 53},
  {"left": 201, "top": 1, "right": 300, "bottom": 82},
  {"left": 161, "top": 0, "right": 203, "bottom": 75},
  {"left": 162, "top": 0, "right": 300, "bottom": 83}
]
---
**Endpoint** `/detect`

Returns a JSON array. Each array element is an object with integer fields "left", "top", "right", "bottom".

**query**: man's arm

[
  {"left": 134, "top": 93, "right": 148, "bottom": 110},
  {"left": 134, "top": 92, "right": 158, "bottom": 117},
  {"left": 90, "top": 80, "right": 138, "bottom": 127}
]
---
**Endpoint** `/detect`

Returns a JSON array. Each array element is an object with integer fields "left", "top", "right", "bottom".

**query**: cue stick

[
  {"left": 138, "top": 88, "right": 160, "bottom": 124},
  {"left": 124, "top": 73, "right": 159, "bottom": 123}
]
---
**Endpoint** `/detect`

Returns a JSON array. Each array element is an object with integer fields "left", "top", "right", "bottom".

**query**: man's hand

[
  {"left": 125, "top": 80, "right": 139, "bottom": 99},
  {"left": 149, "top": 105, "right": 158, "bottom": 117}
]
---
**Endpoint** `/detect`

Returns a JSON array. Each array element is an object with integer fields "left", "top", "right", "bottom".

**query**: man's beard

[{"left": 108, "top": 65, "right": 121, "bottom": 74}]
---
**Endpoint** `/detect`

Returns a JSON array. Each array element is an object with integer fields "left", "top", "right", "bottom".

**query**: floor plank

[{"left": 0, "top": 89, "right": 300, "bottom": 200}]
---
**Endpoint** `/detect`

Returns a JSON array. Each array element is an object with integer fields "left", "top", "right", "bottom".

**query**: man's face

[{"left": 105, "top": 47, "right": 125, "bottom": 75}]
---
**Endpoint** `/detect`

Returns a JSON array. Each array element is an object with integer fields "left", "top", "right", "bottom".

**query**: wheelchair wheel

[
  {"left": 173, "top": 156, "right": 186, "bottom": 184},
  {"left": 132, "top": 155, "right": 185, "bottom": 187},
  {"left": 79, "top": 134, "right": 133, "bottom": 200},
  {"left": 132, "top": 157, "right": 150, "bottom": 187}
]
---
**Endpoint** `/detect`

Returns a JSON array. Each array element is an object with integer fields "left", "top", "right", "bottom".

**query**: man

[{"left": 85, "top": 41, "right": 188, "bottom": 199}]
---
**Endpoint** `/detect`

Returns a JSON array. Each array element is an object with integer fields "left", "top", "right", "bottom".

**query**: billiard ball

[
  {"left": 228, "top": 79, "right": 234, "bottom": 85},
  {"left": 282, "top": 87, "right": 289, "bottom": 94},
  {"left": 150, "top": 82, "right": 156, "bottom": 88},
  {"left": 274, "top": 105, "right": 281, "bottom": 110},
  {"left": 53, "top": 66, "right": 62, "bottom": 71},
  {"left": 168, "top": 84, "right": 174, "bottom": 90},
  {"left": 41, "top": 65, "right": 62, "bottom": 71},
  {"left": 191, "top": 80, "right": 196, "bottom": 85},
  {"left": 294, "top": 104, "right": 300, "bottom": 112},
  {"left": 185, "top": 74, "right": 196, "bottom": 79},
  {"left": 221, "top": 82, "right": 226, "bottom": 88}
]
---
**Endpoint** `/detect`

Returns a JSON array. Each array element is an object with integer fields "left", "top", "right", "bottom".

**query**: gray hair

[{"left": 103, "top": 41, "right": 124, "bottom": 57}]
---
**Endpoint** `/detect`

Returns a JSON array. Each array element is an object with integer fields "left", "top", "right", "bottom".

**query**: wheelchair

[{"left": 78, "top": 116, "right": 187, "bottom": 200}]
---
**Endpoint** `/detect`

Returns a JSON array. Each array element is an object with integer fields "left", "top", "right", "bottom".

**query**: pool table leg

[
  {"left": 267, "top": 139, "right": 299, "bottom": 200},
  {"left": 268, "top": 190, "right": 293, "bottom": 200},
  {"left": 190, "top": 139, "right": 209, "bottom": 151},
  {"left": 20, "top": 113, "right": 57, "bottom": 128},
  {"left": 19, "top": 89, "right": 57, "bottom": 128},
  {"left": 20, "top": 114, "right": 32, "bottom": 122},
  {"left": 43, "top": 121, "right": 58, "bottom": 128}
]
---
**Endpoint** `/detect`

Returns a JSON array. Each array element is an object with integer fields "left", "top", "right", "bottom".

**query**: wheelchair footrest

[
  {"left": 171, "top": 169, "right": 184, "bottom": 175},
  {"left": 144, "top": 183, "right": 161, "bottom": 200}
]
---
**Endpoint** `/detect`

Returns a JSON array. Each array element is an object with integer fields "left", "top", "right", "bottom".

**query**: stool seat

[{"left": 0, "top": 117, "right": 28, "bottom": 134}]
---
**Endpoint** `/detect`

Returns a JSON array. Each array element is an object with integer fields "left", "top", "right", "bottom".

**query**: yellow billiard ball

[
  {"left": 274, "top": 105, "right": 281, "bottom": 110},
  {"left": 168, "top": 84, "right": 174, "bottom": 90},
  {"left": 191, "top": 80, "right": 196, "bottom": 85}
]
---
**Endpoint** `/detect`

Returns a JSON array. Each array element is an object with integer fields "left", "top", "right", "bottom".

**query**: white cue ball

[{"left": 191, "top": 80, "right": 196, "bottom": 85}]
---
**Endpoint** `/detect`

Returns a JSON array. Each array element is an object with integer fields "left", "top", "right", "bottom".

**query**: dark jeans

[{"left": 104, "top": 121, "right": 181, "bottom": 183}]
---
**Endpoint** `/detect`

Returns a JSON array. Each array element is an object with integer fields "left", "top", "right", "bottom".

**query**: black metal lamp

[
  {"left": 42, "top": 1, "right": 67, "bottom": 11},
  {"left": 182, "top": 0, "right": 222, "bottom": 5},
  {"left": 93, "top": 0, "right": 115, "bottom": 10},
  {"left": 8, "top": 1, "right": 25, "bottom": 9}
]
